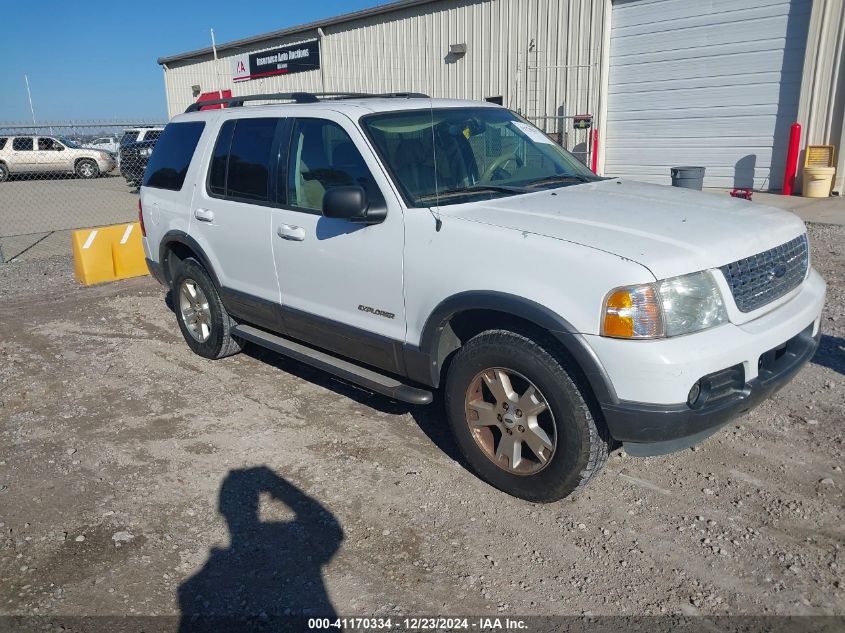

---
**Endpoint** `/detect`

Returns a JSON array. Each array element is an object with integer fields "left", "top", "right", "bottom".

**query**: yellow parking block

[
  {"left": 72, "top": 222, "right": 149, "bottom": 286},
  {"left": 112, "top": 223, "right": 148, "bottom": 279}
]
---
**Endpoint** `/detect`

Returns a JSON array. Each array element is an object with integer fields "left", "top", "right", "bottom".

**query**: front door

[
  {"left": 37, "top": 137, "right": 68, "bottom": 173},
  {"left": 270, "top": 114, "right": 406, "bottom": 373}
]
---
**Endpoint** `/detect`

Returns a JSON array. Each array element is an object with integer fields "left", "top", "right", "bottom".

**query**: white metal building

[{"left": 158, "top": 0, "right": 844, "bottom": 193}]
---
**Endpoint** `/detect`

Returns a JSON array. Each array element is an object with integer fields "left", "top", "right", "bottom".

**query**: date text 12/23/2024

[{"left": 308, "top": 617, "right": 529, "bottom": 630}]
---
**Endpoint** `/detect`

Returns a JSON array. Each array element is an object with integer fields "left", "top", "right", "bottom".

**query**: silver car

[{"left": 0, "top": 136, "right": 116, "bottom": 182}]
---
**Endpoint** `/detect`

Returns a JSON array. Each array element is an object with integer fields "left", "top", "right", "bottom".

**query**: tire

[
  {"left": 172, "top": 258, "right": 242, "bottom": 360},
  {"left": 76, "top": 159, "right": 99, "bottom": 179},
  {"left": 444, "top": 329, "right": 609, "bottom": 502},
  {"left": 0, "top": 163, "right": 8, "bottom": 183}
]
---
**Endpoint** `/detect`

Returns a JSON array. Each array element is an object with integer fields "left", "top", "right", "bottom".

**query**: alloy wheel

[
  {"left": 178, "top": 279, "right": 212, "bottom": 343},
  {"left": 464, "top": 367, "right": 557, "bottom": 475}
]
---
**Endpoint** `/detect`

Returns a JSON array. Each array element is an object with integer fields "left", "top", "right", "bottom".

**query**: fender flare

[
  {"left": 159, "top": 230, "right": 221, "bottom": 289},
  {"left": 414, "top": 290, "right": 618, "bottom": 405}
]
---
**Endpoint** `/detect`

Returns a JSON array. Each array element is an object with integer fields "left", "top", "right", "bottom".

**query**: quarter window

[
  {"left": 12, "top": 138, "right": 33, "bottom": 151},
  {"left": 287, "top": 119, "right": 379, "bottom": 211},
  {"left": 142, "top": 121, "right": 206, "bottom": 191}
]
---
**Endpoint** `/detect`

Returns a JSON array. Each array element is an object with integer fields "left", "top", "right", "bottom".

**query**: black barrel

[{"left": 670, "top": 166, "right": 705, "bottom": 190}]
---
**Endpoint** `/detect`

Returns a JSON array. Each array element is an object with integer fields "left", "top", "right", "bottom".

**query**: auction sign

[{"left": 232, "top": 40, "right": 320, "bottom": 82}]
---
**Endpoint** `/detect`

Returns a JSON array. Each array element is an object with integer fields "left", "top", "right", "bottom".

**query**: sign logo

[{"left": 232, "top": 40, "right": 320, "bottom": 82}]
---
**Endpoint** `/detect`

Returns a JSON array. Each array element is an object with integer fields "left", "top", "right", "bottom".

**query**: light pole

[{"left": 24, "top": 74, "right": 36, "bottom": 125}]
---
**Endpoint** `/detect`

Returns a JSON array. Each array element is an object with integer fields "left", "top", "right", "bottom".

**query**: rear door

[
  {"left": 10, "top": 137, "right": 37, "bottom": 173},
  {"left": 187, "top": 114, "right": 285, "bottom": 331}
]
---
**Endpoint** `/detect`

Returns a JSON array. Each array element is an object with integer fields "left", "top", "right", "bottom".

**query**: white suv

[{"left": 140, "top": 93, "right": 826, "bottom": 502}]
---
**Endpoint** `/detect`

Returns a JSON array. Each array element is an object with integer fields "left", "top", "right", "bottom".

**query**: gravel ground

[{"left": 0, "top": 224, "right": 843, "bottom": 628}]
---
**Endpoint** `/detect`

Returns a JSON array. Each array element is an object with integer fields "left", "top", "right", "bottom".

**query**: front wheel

[
  {"left": 172, "top": 258, "right": 242, "bottom": 360},
  {"left": 444, "top": 330, "right": 609, "bottom": 502},
  {"left": 76, "top": 159, "right": 99, "bottom": 179}
]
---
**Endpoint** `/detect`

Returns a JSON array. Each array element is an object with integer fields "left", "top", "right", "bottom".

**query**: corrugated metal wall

[
  {"left": 162, "top": 0, "right": 607, "bottom": 130},
  {"left": 796, "top": 0, "right": 844, "bottom": 194}
]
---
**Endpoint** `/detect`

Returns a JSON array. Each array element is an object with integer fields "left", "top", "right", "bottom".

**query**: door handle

[
  {"left": 194, "top": 208, "right": 214, "bottom": 223},
  {"left": 277, "top": 224, "right": 306, "bottom": 241}
]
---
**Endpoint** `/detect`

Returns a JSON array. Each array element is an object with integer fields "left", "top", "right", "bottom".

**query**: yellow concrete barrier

[{"left": 72, "top": 222, "right": 148, "bottom": 286}]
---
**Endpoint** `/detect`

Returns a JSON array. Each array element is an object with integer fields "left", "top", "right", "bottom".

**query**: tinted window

[
  {"left": 13, "top": 138, "right": 33, "bottom": 151},
  {"left": 225, "top": 118, "right": 278, "bottom": 202},
  {"left": 38, "top": 137, "right": 60, "bottom": 150},
  {"left": 143, "top": 122, "right": 205, "bottom": 191},
  {"left": 145, "top": 130, "right": 162, "bottom": 141},
  {"left": 0, "top": 137, "right": 7, "bottom": 150},
  {"left": 208, "top": 120, "right": 235, "bottom": 196},
  {"left": 120, "top": 131, "right": 139, "bottom": 146},
  {"left": 288, "top": 119, "right": 378, "bottom": 211}
]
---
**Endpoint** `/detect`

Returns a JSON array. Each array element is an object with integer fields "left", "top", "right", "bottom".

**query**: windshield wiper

[
  {"left": 525, "top": 173, "right": 596, "bottom": 188},
  {"left": 417, "top": 183, "right": 529, "bottom": 202}
]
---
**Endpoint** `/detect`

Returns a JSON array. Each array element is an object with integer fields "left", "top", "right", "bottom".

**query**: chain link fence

[{"left": 0, "top": 121, "right": 166, "bottom": 263}]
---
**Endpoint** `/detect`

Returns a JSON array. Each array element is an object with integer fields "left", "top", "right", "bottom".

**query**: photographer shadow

[{"left": 178, "top": 466, "right": 343, "bottom": 632}]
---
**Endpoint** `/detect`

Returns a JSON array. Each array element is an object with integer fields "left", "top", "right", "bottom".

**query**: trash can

[
  {"left": 802, "top": 166, "right": 835, "bottom": 198},
  {"left": 670, "top": 166, "right": 706, "bottom": 190}
]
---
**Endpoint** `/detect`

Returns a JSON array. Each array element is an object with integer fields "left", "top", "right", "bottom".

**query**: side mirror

[
  {"left": 322, "top": 186, "right": 385, "bottom": 223},
  {"left": 55, "top": 146, "right": 65, "bottom": 151}
]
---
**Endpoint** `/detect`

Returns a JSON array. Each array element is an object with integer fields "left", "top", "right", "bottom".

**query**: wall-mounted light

[
  {"left": 191, "top": 85, "right": 201, "bottom": 97},
  {"left": 449, "top": 43, "right": 467, "bottom": 57}
]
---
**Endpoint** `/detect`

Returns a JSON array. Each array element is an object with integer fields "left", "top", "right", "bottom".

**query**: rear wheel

[
  {"left": 444, "top": 329, "right": 609, "bottom": 502},
  {"left": 172, "top": 258, "right": 242, "bottom": 359},
  {"left": 76, "top": 159, "right": 99, "bottom": 179}
]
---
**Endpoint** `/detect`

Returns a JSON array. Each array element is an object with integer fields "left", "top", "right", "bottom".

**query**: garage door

[{"left": 605, "top": 0, "right": 811, "bottom": 190}]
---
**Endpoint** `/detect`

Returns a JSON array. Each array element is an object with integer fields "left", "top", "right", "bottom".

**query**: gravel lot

[{"left": 0, "top": 223, "right": 843, "bottom": 629}]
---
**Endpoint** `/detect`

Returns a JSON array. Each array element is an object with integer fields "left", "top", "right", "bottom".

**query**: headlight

[
  {"left": 602, "top": 271, "right": 728, "bottom": 339},
  {"left": 139, "top": 147, "right": 153, "bottom": 157}
]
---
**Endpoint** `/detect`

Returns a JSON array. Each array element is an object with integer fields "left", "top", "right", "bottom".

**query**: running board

[{"left": 232, "top": 324, "right": 433, "bottom": 405}]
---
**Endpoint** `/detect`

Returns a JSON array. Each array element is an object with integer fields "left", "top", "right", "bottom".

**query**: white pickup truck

[{"left": 139, "top": 93, "right": 826, "bottom": 501}]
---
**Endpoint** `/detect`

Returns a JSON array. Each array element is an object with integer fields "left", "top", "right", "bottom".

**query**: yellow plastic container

[{"left": 803, "top": 166, "right": 836, "bottom": 198}]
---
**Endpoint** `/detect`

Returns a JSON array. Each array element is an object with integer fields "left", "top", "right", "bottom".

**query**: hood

[{"left": 441, "top": 179, "right": 807, "bottom": 280}]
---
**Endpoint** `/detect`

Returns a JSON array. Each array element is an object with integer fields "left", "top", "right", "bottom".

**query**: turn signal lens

[{"left": 602, "top": 284, "right": 664, "bottom": 339}]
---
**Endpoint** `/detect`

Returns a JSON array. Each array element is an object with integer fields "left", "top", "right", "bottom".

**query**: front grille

[{"left": 719, "top": 234, "right": 808, "bottom": 313}]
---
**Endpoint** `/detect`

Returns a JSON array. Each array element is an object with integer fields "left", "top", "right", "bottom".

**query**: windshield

[
  {"left": 59, "top": 137, "right": 81, "bottom": 149},
  {"left": 361, "top": 107, "right": 600, "bottom": 207},
  {"left": 120, "top": 131, "right": 139, "bottom": 146}
]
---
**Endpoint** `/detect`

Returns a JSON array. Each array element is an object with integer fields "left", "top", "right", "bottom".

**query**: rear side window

[
  {"left": 143, "top": 122, "right": 205, "bottom": 191},
  {"left": 208, "top": 118, "right": 279, "bottom": 202},
  {"left": 13, "top": 138, "right": 33, "bottom": 151},
  {"left": 0, "top": 137, "right": 7, "bottom": 150}
]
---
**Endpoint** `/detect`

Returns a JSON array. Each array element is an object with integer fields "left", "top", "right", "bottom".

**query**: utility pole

[
  {"left": 24, "top": 74, "right": 36, "bottom": 125},
  {"left": 210, "top": 28, "right": 222, "bottom": 100}
]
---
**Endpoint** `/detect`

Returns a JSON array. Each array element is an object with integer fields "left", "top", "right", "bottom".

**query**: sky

[{"left": 0, "top": 0, "right": 383, "bottom": 123}]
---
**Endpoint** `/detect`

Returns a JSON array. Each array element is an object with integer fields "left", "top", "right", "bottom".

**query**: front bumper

[
  {"left": 588, "top": 269, "right": 826, "bottom": 455},
  {"left": 97, "top": 157, "right": 116, "bottom": 173},
  {"left": 602, "top": 323, "right": 820, "bottom": 455}
]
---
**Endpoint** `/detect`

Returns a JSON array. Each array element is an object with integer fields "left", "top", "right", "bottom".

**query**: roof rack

[{"left": 184, "top": 91, "right": 430, "bottom": 113}]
